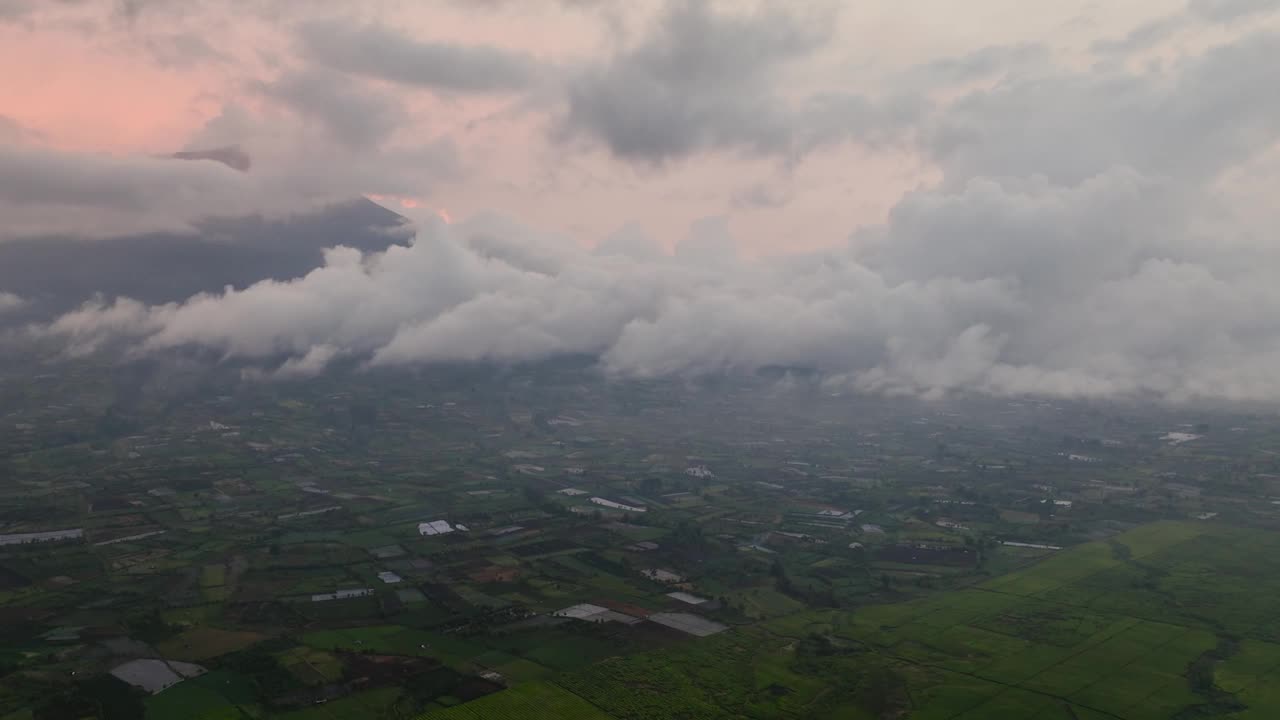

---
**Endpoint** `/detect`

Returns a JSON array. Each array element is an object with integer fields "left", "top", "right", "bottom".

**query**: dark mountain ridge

[{"left": 0, "top": 198, "right": 409, "bottom": 324}]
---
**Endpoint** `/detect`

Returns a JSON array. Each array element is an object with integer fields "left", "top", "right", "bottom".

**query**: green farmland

[
  {"left": 13, "top": 363, "right": 1280, "bottom": 720},
  {"left": 432, "top": 522, "right": 1280, "bottom": 720}
]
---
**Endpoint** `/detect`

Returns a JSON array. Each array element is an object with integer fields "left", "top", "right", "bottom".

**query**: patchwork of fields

[{"left": 420, "top": 521, "right": 1280, "bottom": 720}]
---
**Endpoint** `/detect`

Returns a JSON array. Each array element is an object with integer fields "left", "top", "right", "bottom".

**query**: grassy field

[
  {"left": 823, "top": 521, "right": 1280, "bottom": 719},
  {"left": 411, "top": 521, "right": 1280, "bottom": 720},
  {"left": 144, "top": 671, "right": 256, "bottom": 720},
  {"left": 1216, "top": 639, "right": 1280, "bottom": 718}
]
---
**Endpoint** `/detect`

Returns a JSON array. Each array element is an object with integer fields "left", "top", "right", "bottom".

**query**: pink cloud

[{"left": 0, "top": 26, "right": 225, "bottom": 152}]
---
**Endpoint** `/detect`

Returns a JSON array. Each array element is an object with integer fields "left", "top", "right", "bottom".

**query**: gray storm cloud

[
  {"left": 558, "top": 0, "right": 918, "bottom": 162},
  {"left": 297, "top": 20, "right": 540, "bottom": 93},
  {"left": 258, "top": 69, "right": 408, "bottom": 151}
]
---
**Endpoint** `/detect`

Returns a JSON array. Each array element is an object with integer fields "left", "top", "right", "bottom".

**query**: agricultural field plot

[
  {"left": 200, "top": 563, "right": 227, "bottom": 588},
  {"left": 552, "top": 626, "right": 837, "bottom": 720},
  {"left": 416, "top": 681, "right": 615, "bottom": 720},
  {"left": 487, "top": 629, "right": 623, "bottom": 672},
  {"left": 276, "top": 646, "right": 344, "bottom": 685},
  {"left": 273, "top": 686, "right": 407, "bottom": 720},
  {"left": 155, "top": 626, "right": 265, "bottom": 661},
  {"left": 301, "top": 625, "right": 486, "bottom": 667},
  {"left": 237, "top": 568, "right": 357, "bottom": 599},
  {"left": 143, "top": 670, "right": 258, "bottom": 720}
]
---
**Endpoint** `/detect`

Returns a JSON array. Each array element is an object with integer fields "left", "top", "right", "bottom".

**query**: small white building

[
  {"left": 590, "top": 497, "right": 646, "bottom": 512},
  {"left": 418, "top": 520, "right": 456, "bottom": 536}
]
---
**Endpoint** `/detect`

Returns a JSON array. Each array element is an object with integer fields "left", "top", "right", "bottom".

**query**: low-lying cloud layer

[{"left": 35, "top": 155, "right": 1280, "bottom": 403}]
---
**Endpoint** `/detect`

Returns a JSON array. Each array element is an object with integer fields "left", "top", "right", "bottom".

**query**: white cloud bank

[{"left": 33, "top": 162, "right": 1280, "bottom": 404}]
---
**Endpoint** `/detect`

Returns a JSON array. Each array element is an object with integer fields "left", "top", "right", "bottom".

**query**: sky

[{"left": 5, "top": 0, "right": 1280, "bottom": 402}]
